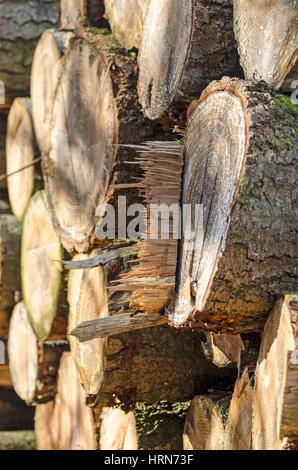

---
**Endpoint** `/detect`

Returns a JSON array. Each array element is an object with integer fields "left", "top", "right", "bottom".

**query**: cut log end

[
  {"left": 104, "top": 0, "right": 148, "bottom": 50},
  {"left": 138, "top": 0, "right": 193, "bottom": 120},
  {"left": 6, "top": 98, "right": 36, "bottom": 219},
  {"left": 234, "top": 0, "right": 297, "bottom": 88},
  {"left": 44, "top": 37, "right": 117, "bottom": 253},
  {"left": 51, "top": 352, "right": 97, "bottom": 450},
  {"left": 174, "top": 78, "right": 249, "bottom": 326},
  {"left": 21, "top": 191, "right": 64, "bottom": 340},
  {"left": 68, "top": 250, "right": 109, "bottom": 396},
  {"left": 31, "top": 29, "right": 73, "bottom": 154},
  {"left": 8, "top": 302, "right": 65, "bottom": 405}
]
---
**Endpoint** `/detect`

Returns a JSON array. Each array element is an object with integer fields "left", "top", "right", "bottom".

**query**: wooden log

[
  {"left": 223, "top": 368, "right": 253, "bottom": 450},
  {"left": 68, "top": 249, "right": 109, "bottom": 397},
  {"left": 201, "top": 333, "right": 244, "bottom": 368},
  {"left": 8, "top": 302, "right": 66, "bottom": 405},
  {"left": 71, "top": 311, "right": 168, "bottom": 342},
  {"left": 5, "top": 98, "right": 41, "bottom": 219},
  {"left": 103, "top": 0, "right": 148, "bottom": 50},
  {"left": 0, "top": 0, "right": 59, "bottom": 101},
  {"left": 99, "top": 408, "right": 138, "bottom": 450},
  {"left": 21, "top": 191, "right": 67, "bottom": 340},
  {"left": 30, "top": 30, "right": 74, "bottom": 154},
  {"left": 69, "top": 246, "right": 237, "bottom": 408},
  {"left": 0, "top": 387, "right": 34, "bottom": 431},
  {"left": 138, "top": 0, "right": 242, "bottom": 120},
  {"left": 35, "top": 401, "right": 55, "bottom": 450},
  {"left": 173, "top": 78, "right": 298, "bottom": 333},
  {"left": 0, "top": 214, "right": 21, "bottom": 313},
  {"left": 50, "top": 352, "right": 97, "bottom": 450},
  {"left": 280, "top": 297, "right": 298, "bottom": 450},
  {"left": 183, "top": 395, "right": 228, "bottom": 450},
  {"left": 234, "top": 0, "right": 297, "bottom": 89},
  {"left": 59, "top": 0, "right": 106, "bottom": 30},
  {"left": 43, "top": 32, "right": 156, "bottom": 253},
  {"left": 252, "top": 296, "right": 297, "bottom": 450}
]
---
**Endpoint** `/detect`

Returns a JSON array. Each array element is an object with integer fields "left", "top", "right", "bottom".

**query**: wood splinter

[{"left": 70, "top": 311, "right": 169, "bottom": 342}]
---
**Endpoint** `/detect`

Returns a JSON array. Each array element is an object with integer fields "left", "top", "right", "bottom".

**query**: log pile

[{"left": 0, "top": 0, "right": 297, "bottom": 451}]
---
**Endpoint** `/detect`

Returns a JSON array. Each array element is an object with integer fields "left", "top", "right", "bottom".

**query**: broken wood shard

[
  {"left": 113, "top": 141, "right": 183, "bottom": 313},
  {"left": 70, "top": 311, "right": 169, "bottom": 342}
]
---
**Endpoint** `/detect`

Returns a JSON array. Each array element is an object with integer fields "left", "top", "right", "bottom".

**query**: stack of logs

[{"left": 0, "top": 0, "right": 297, "bottom": 450}]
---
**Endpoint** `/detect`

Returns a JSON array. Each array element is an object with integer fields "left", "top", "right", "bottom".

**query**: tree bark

[
  {"left": 252, "top": 296, "right": 297, "bottom": 450},
  {"left": 104, "top": 0, "right": 148, "bottom": 50},
  {"left": 30, "top": 29, "right": 74, "bottom": 154},
  {"left": 0, "top": 214, "right": 21, "bottom": 313},
  {"left": 234, "top": 0, "right": 297, "bottom": 89},
  {"left": 173, "top": 78, "right": 297, "bottom": 333},
  {"left": 59, "top": 0, "right": 106, "bottom": 30},
  {"left": 138, "top": 0, "right": 242, "bottom": 120},
  {"left": 21, "top": 191, "right": 67, "bottom": 340},
  {"left": 0, "top": 0, "right": 59, "bottom": 101},
  {"left": 99, "top": 407, "right": 138, "bottom": 450},
  {"left": 6, "top": 98, "right": 41, "bottom": 219},
  {"left": 8, "top": 302, "right": 67, "bottom": 405},
  {"left": 43, "top": 31, "right": 157, "bottom": 253}
]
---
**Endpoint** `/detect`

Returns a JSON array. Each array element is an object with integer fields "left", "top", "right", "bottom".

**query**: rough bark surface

[
  {"left": 234, "top": 0, "right": 297, "bottom": 89},
  {"left": 96, "top": 325, "right": 237, "bottom": 407},
  {"left": 0, "top": 0, "right": 59, "bottom": 101},
  {"left": 173, "top": 79, "right": 297, "bottom": 333}
]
